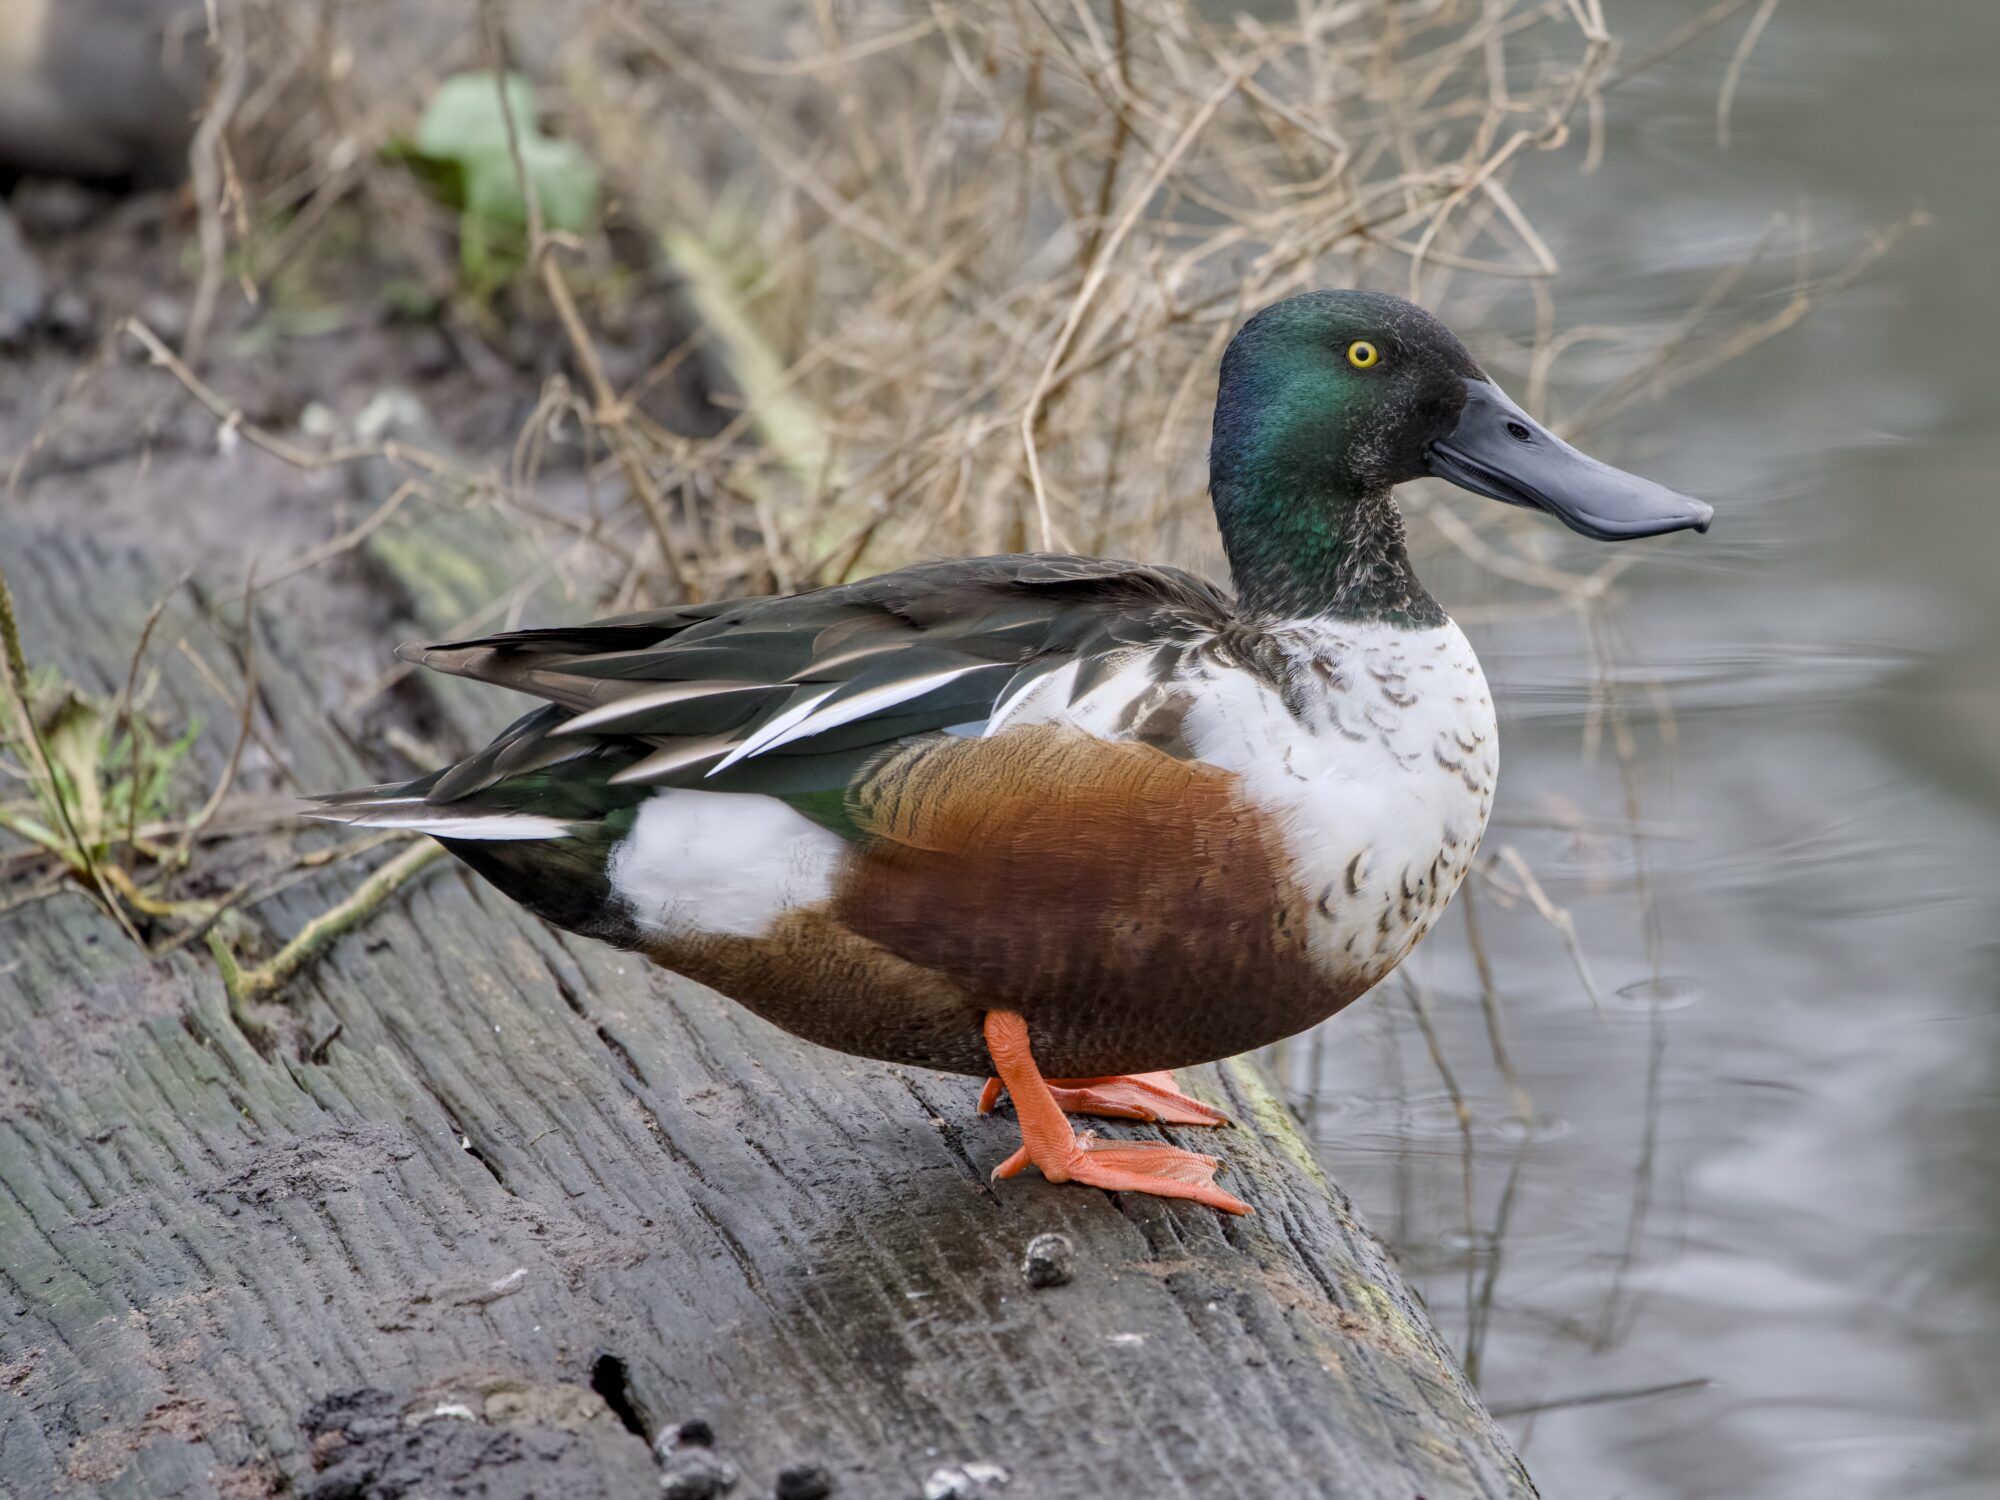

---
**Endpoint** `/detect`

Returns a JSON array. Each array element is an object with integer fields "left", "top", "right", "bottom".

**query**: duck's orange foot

[
  {"left": 991, "top": 1135, "right": 1251, "bottom": 1215},
  {"left": 978, "top": 1070, "right": 1230, "bottom": 1127},
  {"left": 981, "top": 1012, "right": 1251, "bottom": 1216}
]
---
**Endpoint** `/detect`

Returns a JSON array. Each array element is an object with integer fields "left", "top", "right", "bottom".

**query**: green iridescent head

[{"left": 1209, "top": 290, "right": 1712, "bottom": 622}]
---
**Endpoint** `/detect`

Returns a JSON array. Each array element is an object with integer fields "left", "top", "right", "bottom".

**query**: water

[{"left": 1289, "top": 5, "right": 2000, "bottom": 1495}]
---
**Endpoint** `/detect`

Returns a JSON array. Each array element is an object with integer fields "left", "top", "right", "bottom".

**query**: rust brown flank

[
  {"left": 647, "top": 908, "right": 996, "bottom": 1074},
  {"left": 798, "top": 724, "right": 1372, "bottom": 1077}
]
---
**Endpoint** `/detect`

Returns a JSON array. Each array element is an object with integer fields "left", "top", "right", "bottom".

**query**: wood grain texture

[{"left": 0, "top": 509, "right": 1536, "bottom": 1499}]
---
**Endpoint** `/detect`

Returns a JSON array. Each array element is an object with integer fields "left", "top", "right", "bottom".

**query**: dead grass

[
  {"left": 153, "top": 0, "right": 1909, "bottom": 648},
  {"left": 183, "top": 0, "right": 1797, "bottom": 604}
]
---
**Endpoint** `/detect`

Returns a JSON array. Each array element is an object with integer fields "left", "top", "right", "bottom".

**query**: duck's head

[{"left": 1210, "top": 289, "right": 1712, "bottom": 619}]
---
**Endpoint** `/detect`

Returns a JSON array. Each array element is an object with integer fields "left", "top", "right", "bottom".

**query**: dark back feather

[{"left": 399, "top": 555, "right": 1236, "bottom": 809}]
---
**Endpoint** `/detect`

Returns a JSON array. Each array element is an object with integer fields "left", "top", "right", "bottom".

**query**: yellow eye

[{"left": 1347, "top": 340, "right": 1381, "bottom": 369}]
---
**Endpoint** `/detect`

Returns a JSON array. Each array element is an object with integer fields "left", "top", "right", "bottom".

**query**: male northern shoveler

[{"left": 322, "top": 291, "right": 1711, "bottom": 1215}]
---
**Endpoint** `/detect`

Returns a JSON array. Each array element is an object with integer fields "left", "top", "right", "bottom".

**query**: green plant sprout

[
  {"left": 0, "top": 667, "right": 202, "bottom": 872},
  {"left": 391, "top": 70, "right": 600, "bottom": 294},
  {"left": 0, "top": 560, "right": 224, "bottom": 940}
]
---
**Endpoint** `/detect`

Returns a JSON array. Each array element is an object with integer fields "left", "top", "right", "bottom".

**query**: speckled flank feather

[{"left": 1170, "top": 615, "right": 1495, "bottom": 977}]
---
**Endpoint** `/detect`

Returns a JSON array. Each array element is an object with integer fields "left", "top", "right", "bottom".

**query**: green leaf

[
  {"left": 37, "top": 687, "right": 105, "bottom": 848},
  {"left": 408, "top": 70, "right": 599, "bottom": 252},
  {"left": 414, "top": 71, "right": 541, "bottom": 161},
  {"left": 103, "top": 715, "right": 201, "bottom": 834}
]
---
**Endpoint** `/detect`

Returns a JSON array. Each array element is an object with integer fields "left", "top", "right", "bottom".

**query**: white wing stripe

[
  {"left": 310, "top": 804, "right": 572, "bottom": 840},
  {"left": 746, "top": 664, "right": 992, "bottom": 759},
  {"left": 703, "top": 688, "right": 840, "bottom": 777},
  {"left": 608, "top": 735, "right": 739, "bottom": 785},
  {"left": 984, "top": 658, "right": 1078, "bottom": 737},
  {"left": 555, "top": 680, "right": 768, "bottom": 736}
]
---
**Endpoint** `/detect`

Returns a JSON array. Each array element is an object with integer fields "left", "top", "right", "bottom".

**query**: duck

[{"left": 320, "top": 290, "right": 1711, "bottom": 1216}]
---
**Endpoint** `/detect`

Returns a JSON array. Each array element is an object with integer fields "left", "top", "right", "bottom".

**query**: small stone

[
  {"left": 1020, "top": 1232, "right": 1073, "bottom": 1289},
  {"left": 669, "top": 1418, "right": 715, "bottom": 1449},
  {"left": 353, "top": 387, "right": 432, "bottom": 447},
  {"left": 661, "top": 1451, "right": 737, "bottom": 1499},
  {"left": 920, "top": 1463, "right": 1009, "bottom": 1499},
  {"left": 774, "top": 1462, "right": 833, "bottom": 1500}
]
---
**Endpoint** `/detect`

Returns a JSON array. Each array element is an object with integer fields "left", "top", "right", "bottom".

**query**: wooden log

[{"left": 0, "top": 507, "right": 1536, "bottom": 1498}]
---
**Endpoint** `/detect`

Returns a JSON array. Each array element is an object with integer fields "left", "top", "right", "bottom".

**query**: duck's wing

[{"left": 328, "top": 554, "right": 1235, "bottom": 830}]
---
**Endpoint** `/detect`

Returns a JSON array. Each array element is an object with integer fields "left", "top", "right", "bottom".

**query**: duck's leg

[
  {"left": 981, "top": 1011, "right": 1250, "bottom": 1215},
  {"left": 977, "top": 1071, "right": 1229, "bottom": 1127}
]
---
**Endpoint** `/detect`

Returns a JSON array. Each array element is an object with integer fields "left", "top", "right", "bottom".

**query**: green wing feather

[{"left": 326, "top": 554, "right": 1234, "bottom": 839}]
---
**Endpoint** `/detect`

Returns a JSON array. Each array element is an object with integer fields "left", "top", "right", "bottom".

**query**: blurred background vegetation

[{"left": 1, "top": 1, "right": 1994, "bottom": 1495}]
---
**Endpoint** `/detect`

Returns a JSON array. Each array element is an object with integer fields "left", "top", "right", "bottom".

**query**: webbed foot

[
  {"left": 981, "top": 1012, "right": 1250, "bottom": 1216},
  {"left": 979, "top": 1070, "right": 1230, "bottom": 1127}
]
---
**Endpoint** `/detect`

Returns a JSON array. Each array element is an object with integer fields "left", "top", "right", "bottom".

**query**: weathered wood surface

[{"left": 0, "top": 506, "right": 1536, "bottom": 1498}]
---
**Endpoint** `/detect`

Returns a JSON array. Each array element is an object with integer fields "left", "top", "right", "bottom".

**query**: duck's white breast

[{"left": 1040, "top": 616, "right": 1498, "bottom": 982}]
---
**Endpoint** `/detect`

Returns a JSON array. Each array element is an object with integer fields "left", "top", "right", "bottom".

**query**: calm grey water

[{"left": 1290, "top": 5, "right": 2000, "bottom": 1496}]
